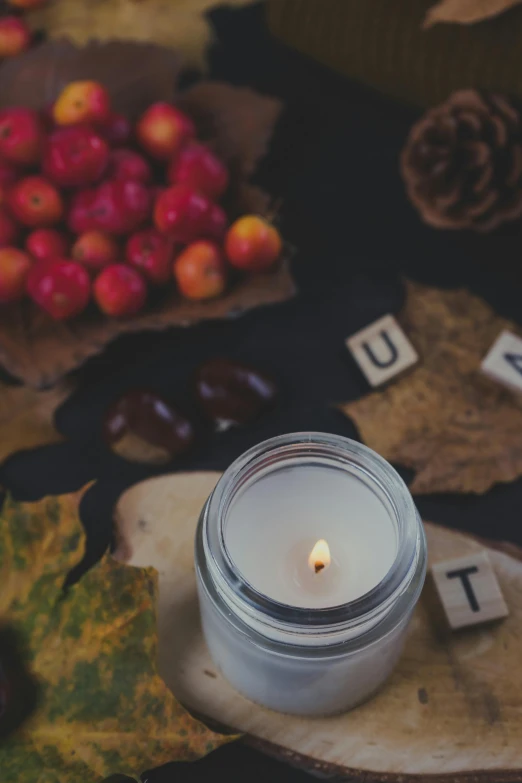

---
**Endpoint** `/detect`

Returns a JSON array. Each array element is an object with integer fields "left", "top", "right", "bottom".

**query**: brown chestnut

[
  {"left": 103, "top": 389, "right": 194, "bottom": 464},
  {"left": 194, "top": 358, "right": 278, "bottom": 428}
]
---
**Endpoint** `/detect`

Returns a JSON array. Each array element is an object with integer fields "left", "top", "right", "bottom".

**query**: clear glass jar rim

[{"left": 204, "top": 432, "right": 422, "bottom": 630}]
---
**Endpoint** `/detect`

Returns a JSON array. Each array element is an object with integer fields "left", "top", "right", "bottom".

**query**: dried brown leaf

[
  {"left": 0, "top": 40, "right": 181, "bottom": 119},
  {"left": 0, "top": 44, "right": 291, "bottom": 388},
  {"left": 424, "top": 0, "right": 522, "bottom": 28},
  {"left": 28, "top": 0, "right": 258, "bottom": 68},
  {"left": 114, "top": 472, "right": 522, "bottom": 780},
  {"left": 340, "top": 281, "right": 522, "bottom": 495},
  {"left": 0, "top": 382, "right": 69, "bottom": 464}
]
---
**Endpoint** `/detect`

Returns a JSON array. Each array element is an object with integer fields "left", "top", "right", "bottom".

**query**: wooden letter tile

[
  {"left": 481, "top": 330, "right": 522, "bottom": 393},
  {"left": 346, "top": 314, "right": 418, "bottom": 387},
  {"left": 431, "top": 551, "right": 508, "bottom": 630}
]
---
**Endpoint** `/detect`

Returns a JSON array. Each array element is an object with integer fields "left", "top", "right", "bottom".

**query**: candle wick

[{"left": 314, "top": 562, "right": 325, "bottom": 574}]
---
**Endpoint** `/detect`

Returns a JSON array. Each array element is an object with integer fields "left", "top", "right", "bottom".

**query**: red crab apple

[
  {"left": 69, "top": 180, "right": 151, "bottom": 236},
  {"left": 107, "top": 148, "right": 152, "bottom": 184},
  {"left": 0, "top": 17, "right": 31, "bottom": 58},
  {"left": 0, "top": 211, "right": 19, "bottom": 248},
  {"left": 43, "top": 126, "right": 109, "bottom": 188},
  {"left": 173, "top": 240, "right": 226, "bottom": 300},
  {"left": 0, "top": 107, "right": 43, "bottom": 167},
  {"left": 168, "top": 142, "right": 229, "bottom": 200},
  {"left": 94, "top": 264, "right": 147, "bottom": 317},
  {"left": 26, "top": 229, "right": 68, "bottom": 262},
  {"left": 136, "top": 103, "right": 194, "bottom": 160},
  {"left": 153, "top": 184, "right": 212, "bottom": 242},
  {"left": 101, "top": 112, "right": 131, "bottom": 147},
  {"left": 9, "top": 176, "right": 63, "bottom": 228},
  {"left": 27, "top": 259, "right": 91, "bottom": 320},
  {"left": 53, "top": 80, "right": 110, "bottom": 127},
  {"left": 72, "top": 230, "right": 119, "bottom": 272},
  {"left": 125, "top": 228, "right": 173, "bottom": 284},
  {"left": 0, "top": 247, "right": 32, "bottom": 303},
  {"left": 225, "top": 215, "right": 282, "bottom": 271},
  {"left": 0, "top": 162, "right": 19, "bottom": 207}
]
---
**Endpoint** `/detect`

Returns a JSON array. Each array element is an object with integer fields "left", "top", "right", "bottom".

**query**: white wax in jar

[{"left": 225, "top": 465, "right": 397, "bottom": 609}]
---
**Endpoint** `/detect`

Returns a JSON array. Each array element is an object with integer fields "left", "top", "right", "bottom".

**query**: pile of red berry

[{"left": 0, "top": 79, "right": 282, "bottom": 319}]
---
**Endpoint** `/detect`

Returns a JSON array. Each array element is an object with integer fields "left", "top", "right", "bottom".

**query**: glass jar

[{"left": 195, "top": 433, "right": 427, "bottom": 717}]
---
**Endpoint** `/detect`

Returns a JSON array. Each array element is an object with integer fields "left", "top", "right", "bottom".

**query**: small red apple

[
  {"left": 173, "top": 240, "right": 226, "bottom": 300},
  {"left": 136, "top": 102, "right": 194, "bottom": 160},
  {"left": 168, "top": 142, "right": 229, "bottom": 199},
  {"left": 153, "top": 184, "right": 212, "bottom": 242},
  {"left": 0, "top": 161, "right": 18, "bottom": 207},
  {"left": 9, "top": 176, "right": 63, "bottom": 228},
  {"left": 0, "top": 107, "right": 43, "bottom": 167},
  {"left": 69, "top": 180, "right": 151, "bottom": 236},
  {"left": 0, "top": 16, "right": 31, "bottom": 58},
  {"left": 0, "top": 211, "right": 19, "bottom": 248},
  {"left": 101, "top": 112, "right": 131, "bottom": 147},
  {"left": 27, "top": 259, "right": 91, "bottom": 320},
  {"left": 72, "top": 230, "right": 119, "bottom": 272},
  {"left": 125, "top": 228, "right": 173, "bottom": 284},
  {"left": 94, "top": 264, "right": 147, "bottom": 317},
  {"left": 225, "top": 215, "right": 282, "bottom": 271},
  {"left": 53, "top": 80, "right": 111, "bottom": 127},
  {"left": 0, "top": 247, "right": 32, "bottom": 303},
  {"left": 107, "top": 148, "right": 152, "bottom": 184},
  {"left": 26, "top": 229, "right": 69, "bottom": 262},
  {"left": 43, "top": 126, "right": 109, "bottom": 188},
  {"left": 202, "top": 202, "right": 227, "bottom": 242}
]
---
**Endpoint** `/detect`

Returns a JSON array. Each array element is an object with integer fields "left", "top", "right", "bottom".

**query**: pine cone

[{"left": 400, "top": 90, "right": 522, "bottom": 232}]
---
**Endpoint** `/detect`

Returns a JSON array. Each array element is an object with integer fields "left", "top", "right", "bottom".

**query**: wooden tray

[{"left": 114, "top": 473, "right": 522, "bottom": 782}]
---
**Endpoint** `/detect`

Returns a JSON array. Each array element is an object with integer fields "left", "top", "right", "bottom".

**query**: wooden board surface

[{"left": 114, "top": 473, "right": 522, "bottom": 782}]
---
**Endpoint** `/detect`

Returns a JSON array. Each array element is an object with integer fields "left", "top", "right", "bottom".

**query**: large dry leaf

[
  {"left": 0, "top": 42, "right": 292, "bottom": 388},
  {"left": 28, "top": 0, "right": 258, "bottom": 68},
  {"left": 0, "top": 489, "right": 228, "bottom": 782},
  {"left": 424, "top": 0, "right": 522, "bottom": 28},
  {"left": 0, "top": 382, "right": 68, "bottom": 465},
  {"left": 114, "top": 472, "right": 522, "bottom": 781},
  {"left": 0, "top": 39, "right": 181, "bottom": 119},
  {"left": 340, "top": 281, "right": 522, "bottom": 495}
]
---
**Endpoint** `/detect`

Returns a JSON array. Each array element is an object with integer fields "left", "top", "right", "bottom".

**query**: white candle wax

[{"left": 225, "top": 465, "right": 397, "bottom": 608}]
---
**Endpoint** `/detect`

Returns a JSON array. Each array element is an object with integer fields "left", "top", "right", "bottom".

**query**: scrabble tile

[
  {"left": 346, "top": 314, "right": 418, "bottom": 387},
  {"left": 431, "top": 551, "right": 508, "bottom": 630},
  {"left": 481, "top": 330, "right": 522, "bottom": 393}
]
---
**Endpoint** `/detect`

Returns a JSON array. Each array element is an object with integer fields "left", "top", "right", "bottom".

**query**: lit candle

[
  {"left": 195, "top": 433, "right": 427, "bottom": 716},
  {"left": 225, "top": 464, "right": 397, "bottom": 609}
]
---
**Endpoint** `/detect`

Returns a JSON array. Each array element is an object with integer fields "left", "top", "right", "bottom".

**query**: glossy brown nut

[
  {"left": 103, "top": 389, "right": 194, "bottom": 464},
  {"left": 194, "top": 358, "right": 278, "bottom": 428}
]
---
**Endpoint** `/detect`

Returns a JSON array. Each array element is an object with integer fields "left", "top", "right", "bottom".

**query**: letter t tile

[{"left": 431, "top": 552, "right": 509, "bottom": 630}]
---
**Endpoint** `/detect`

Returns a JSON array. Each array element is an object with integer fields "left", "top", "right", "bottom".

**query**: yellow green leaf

[
  {"left": 0, "top": 489, "right": 229, "bottom": 782},
  {"left": 0, "top": 382, "right": 68, "bottom": 465},
  {"left": 28, "top": 0, "right": 259, "bottom": 68}
]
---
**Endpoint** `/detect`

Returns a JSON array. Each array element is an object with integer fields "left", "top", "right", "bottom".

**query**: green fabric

[{"left": 267, "top": 0, "right": 522, "bottom": 106}]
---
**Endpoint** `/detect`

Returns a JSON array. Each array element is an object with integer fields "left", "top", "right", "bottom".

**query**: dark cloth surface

[{"left": 2, "top": 5, "right": 521, "bottom": 781}]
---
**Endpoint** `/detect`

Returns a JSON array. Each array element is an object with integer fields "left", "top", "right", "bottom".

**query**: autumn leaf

[
  {"left": 0, "top": 489, "right": 229, "bottom": 783},
  {"left": 424, "top": 0, "right": 522, "bottom": 28},
  {"left": 0, "top": 382, "right": 68, "bottom": 465},
  {"left": 28, "top": 0, "right": 259, "bottom": 68},
  {"left": 340, "top": 281, "right": 522, "bottom": 495}
]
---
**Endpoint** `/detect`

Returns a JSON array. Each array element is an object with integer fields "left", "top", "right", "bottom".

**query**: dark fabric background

[{"left": 2, "top": 5, "right": 521, "bottom": 781}]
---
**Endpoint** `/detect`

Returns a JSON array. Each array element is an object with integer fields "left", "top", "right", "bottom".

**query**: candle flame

[{"left": 308, "top": 539, "right": 331, "bottom": 574}]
